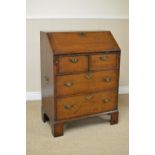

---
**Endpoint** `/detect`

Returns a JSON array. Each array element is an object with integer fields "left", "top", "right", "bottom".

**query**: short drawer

[
  {"left": 56, "top": 70, "right": 118, "bottom": 97},
  {"left": 58, "top": 55, "right": 88, "bottom": 74},
  {"left": 90, "top": 53, "right": 118, "bottom": 71},
  {"left": 56, "top": 91, "right": 117, "bottom": 120}
]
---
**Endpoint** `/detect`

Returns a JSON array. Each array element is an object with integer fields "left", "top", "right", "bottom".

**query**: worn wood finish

[
  {"left": 40, "top": 31, "right": 121, "bottom": 137},
  {"left": 48, "top": 31, "right": 120, "bottom": 55},
  {"left": 90, "top": 53, "right": 118, "bottom": 71},
  {"left": 56, "top": 70, "right": 118, "bottom": 97},
  {"left": 56, "top": 91, "right": 117, "bottom": 120},
  {"left": 59, "top": 55, "right": 88, "bottom": 74}
]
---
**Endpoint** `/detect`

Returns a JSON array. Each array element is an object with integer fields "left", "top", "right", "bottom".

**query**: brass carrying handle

[
  {"left": 99, "top": 55, "right": 108, "bottom": 61},
  {"left": 85, "top": 95, "right": 93, "bottom": 100},
  {"left": 64, "top": 104, "right": 74, "bottom": 110},
  {"left": 85, "top": 72, "right": 93, "bottom": 79},
  {"left": 69, "top": 57, "right": 79, "bottom": 63},
  {"left": 64, "top": 81, "right": 74, "bottom": 87},
  {"left": 102, "top": 98, "right": 111, "bottom": 104},
  {"left": 103, "top": 77, "right": 112, "bottom": 83},
  {"left": 44, "top": 76, "right": 49, "bottom": 83}
]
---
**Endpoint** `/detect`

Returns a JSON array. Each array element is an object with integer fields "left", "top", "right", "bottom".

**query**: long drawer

[
  {"left": 56, "top": 91, "right": 117, "bottom": 120},
  {"left": 56, "top": 70, "right": 118, "bottom": 97}
]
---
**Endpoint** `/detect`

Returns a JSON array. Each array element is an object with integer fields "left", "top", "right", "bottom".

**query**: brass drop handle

[
  {"left": 64, "top": 81, "right": 74, "bottom": 87},
  {"left": 103, "top": 77, "right": 112, "bottom": 83},
  {"left": 85, "top": 95, "right": 93, "bottom": 100},
  {"left": 69, "top": 57, "right": 78, "bottom": 63},
  {"left": 85, "top": 72, "right": 93, "bottom": 79},
  {"left": 64, "top": 104, "right": 73, "bottom": 110},
  {"left": 99, "top": 55, "right": 108, "bottom": 61},
  {"left": 44, "top": 76, "right": 49, "bottom": 83},
  {"left": 102, "top": 98, "right": 111, "bottom": 104}
]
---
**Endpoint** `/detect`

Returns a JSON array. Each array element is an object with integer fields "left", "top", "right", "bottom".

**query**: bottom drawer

[{"left": 56, "top": 91, "right": 117, "bottom": 120}]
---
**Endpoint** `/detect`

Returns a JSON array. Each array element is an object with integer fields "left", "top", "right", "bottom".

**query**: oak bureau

[{"left": 40, "top": 31, "right": 121, "bottom": 137}]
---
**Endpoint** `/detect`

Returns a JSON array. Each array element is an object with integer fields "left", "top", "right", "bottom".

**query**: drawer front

[
  {"left": 90, "top": 53, "right": 118, "bottom": 71},
  {"left": 58, "top": 55, "right": 88, "bottom": 74},
  {"left": 56, "top": 70, "right": 118, "bottom": 97},
  {"left": 56, "top": 91, "right": 117, "bottom": 120}
]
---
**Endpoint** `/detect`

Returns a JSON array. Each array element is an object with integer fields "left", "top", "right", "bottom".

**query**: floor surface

[{"left": 27, "top": 94, "right": 129, "bottom": 155}]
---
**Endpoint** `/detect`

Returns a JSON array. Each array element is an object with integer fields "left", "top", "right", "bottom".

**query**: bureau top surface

[{"left": 46, "top": 31, "right": 120, "bottom": 55}]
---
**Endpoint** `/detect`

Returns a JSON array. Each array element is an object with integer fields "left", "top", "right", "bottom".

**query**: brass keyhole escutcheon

[
  {"left": 85, "top": 95, "right": 93, "bottom": 100},
  {"left": 79, "top": 32, "right": 85, "bottom": 37},
  {"left": 85, "top": 72, "right": 93, "bottom": 79}
]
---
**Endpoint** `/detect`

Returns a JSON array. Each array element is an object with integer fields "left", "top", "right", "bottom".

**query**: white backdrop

[{"left": 26, "top": 0, "right": 128, "bottom": 19}]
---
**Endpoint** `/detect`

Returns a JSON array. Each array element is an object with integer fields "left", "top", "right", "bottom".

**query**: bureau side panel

[
  {"left": 40, "top": 32, "right": 48, "bottom": 118},
  {"left": 40, "top": 32, "right": 55, "bottom": 121},
  {"left": 116, "top": 51, "right": 121, "bottom": 109}
]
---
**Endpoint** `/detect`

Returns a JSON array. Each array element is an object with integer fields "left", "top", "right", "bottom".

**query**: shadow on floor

[{"left": 65, "top": 115, "right": 111, "bottom": 132}]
